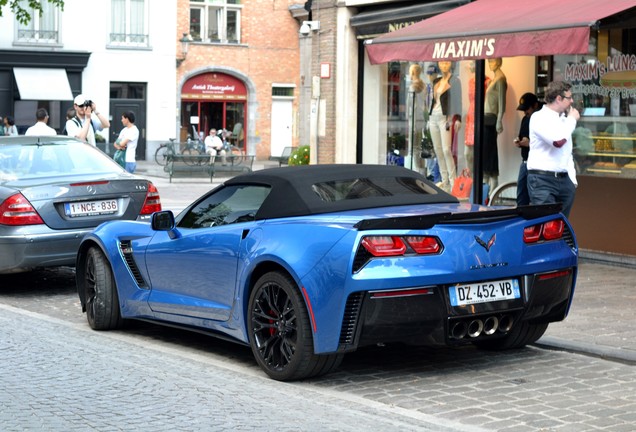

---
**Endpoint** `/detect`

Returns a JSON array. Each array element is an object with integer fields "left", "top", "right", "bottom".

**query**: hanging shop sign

[{"left": 182, "top": 73, "right": 247, "bottom": 101}]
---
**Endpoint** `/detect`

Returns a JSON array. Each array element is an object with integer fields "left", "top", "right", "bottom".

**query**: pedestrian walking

[
  {"left": 25, "top": 108, "right": 57, "bottom": 136},
  {"left": 513, "top": 92, "right": 542, "bottom": 206},
  {"left": 527, "top": 81, "right": 579, "bottom": 217}
]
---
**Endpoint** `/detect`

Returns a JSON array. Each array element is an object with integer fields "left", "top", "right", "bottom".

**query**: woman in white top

[{"left": 4, "top": 115, "right": 18, "bottom": 136}]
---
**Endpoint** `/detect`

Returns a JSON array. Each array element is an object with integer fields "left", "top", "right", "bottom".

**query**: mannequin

[
  {"left": 483, "top": 57, "right": 507, "bottom": 191},
  {"left": 424, "top": 64, "right": 441, "bottom": 182},
  {"left": 464, "top": 61, "right": 490, "bottom": 171},
  {"left": 407, "top": 63, "right": 425, "bottom": 170},
  {"left": 428, "top": 60, "right": 462, "bottom": 191}
]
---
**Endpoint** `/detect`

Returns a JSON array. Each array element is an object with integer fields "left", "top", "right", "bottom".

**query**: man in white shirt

[
  {"left": 65, "top": 94, "right": 110, "bottom": 146},
  {"left": 527, "top": 81, "right": 579, "bottom": 218},
  {"left": 25, "top": 108, "right": 57, "bottom": 136},
  {"left": 113, "top": 111, "right": 140, "bottom": 173}
]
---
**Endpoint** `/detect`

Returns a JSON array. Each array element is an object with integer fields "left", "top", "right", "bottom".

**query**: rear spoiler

[{"left": 354, "top": 204, "right": 562, "bottom": 231}]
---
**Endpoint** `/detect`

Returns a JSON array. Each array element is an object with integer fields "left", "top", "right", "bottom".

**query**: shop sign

[
  {"left": 182, "top": 73, "right": 247, "bottom": 101},
  {"left": 566, "top": 54, "right": 636, "bottom": 98}
]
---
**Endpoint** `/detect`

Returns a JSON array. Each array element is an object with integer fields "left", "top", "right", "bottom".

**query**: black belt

[{"left": 528, "top": 169, "right": 568, "bottom": 178}]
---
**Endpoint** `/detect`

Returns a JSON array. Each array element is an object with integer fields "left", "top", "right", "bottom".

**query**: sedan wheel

[
  {"left": 248, "top": 271, "right": 342, "bottom": 381},
  {"left": 84, "top": 246, "right": 123, "bottom": 330}
]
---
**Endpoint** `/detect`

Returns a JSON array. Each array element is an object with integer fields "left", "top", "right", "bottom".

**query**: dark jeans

[
  {"left": 516, "top": 161, "right": 529, "bottom": 206},
  {"left": 527, "top": 172, "right": 576, "bottom": 218}
]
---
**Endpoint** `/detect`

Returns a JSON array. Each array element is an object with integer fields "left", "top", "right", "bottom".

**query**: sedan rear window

[
  {"left": 311, "top": 176, "right": 437, "bottom": 202},
  {"left": 0, "top": 141, "right": 119, "bottom": 181}
]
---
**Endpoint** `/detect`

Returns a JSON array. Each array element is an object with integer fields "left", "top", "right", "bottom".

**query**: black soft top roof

[{"left": 225, "top": 164, "right": 458, "bottom": 219}]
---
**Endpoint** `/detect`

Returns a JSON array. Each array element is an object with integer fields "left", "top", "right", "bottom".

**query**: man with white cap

[{"left": 65, "top": 94, "right": 110, "bottom": 146}]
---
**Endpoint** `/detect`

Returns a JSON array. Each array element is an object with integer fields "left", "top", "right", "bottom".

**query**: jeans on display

[{"left": 429, "top": 114, "right": 456, "bottom": 188}]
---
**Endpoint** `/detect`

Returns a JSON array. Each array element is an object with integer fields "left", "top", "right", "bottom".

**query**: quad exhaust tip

[{"left": 450, "top": 315, "right": 514, "bottom": 339}]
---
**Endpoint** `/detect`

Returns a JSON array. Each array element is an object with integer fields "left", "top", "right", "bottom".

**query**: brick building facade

[{"left": 176, "top": 0, "right": 304, "bottom": 160}]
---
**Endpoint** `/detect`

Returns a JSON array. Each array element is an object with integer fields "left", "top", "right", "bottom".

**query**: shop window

[
  {"left": 110, "top": 0, "right": 149, "bottom": 47},
  {"left": 190, "top": 0, "right": 242, "bottom": 44},
  {"left": 15, "top": 1, "right": 60, "bottom": 45},
  {"left": 556, "top": 28, "right": 636, "bottom": 180}
]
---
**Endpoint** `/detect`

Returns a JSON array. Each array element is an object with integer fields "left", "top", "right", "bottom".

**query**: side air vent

[
  {"left": 119, "top": 240, "right": 147, "bottom": 288},
  {"left": 352, "top": 244, "right": 373, "bottom": 273},
  {"left": 562, "top": 223, "right": 576, "bottom": 249},
  {"left": 339, "top": 292, "right": 365, "bottom": 346}
]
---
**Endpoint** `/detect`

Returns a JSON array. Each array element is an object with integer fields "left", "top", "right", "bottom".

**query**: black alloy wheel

[
  {"left": 248, "top": 271, "right": 342, "bottom": 381},
  {"left": 84, "top": 247, "right": 123, "bottom": 330}
]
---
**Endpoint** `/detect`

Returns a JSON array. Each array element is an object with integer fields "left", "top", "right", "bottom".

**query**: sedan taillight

[
  {"left": 140, "top": 183, "right": 162, "bottom": 215},
  {"left": 523, "top": 219, "right": 565, "bottom": 243},
  {"left": 0, "top": 193, "right": 45, "bottom": 226}
]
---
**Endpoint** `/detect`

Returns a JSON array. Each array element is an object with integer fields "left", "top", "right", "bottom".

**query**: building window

[
  {"left": 110, "top": 0, "right": 149, "bottom": 47},
  {"left": 190, "top": 0, "right": 242, "bottom": 44},
  {"left": 16, "top": 1, "right": 60, "bottom": 45},
  {"left": 272, "top": 86, "right": 294, "bottom": 98}
]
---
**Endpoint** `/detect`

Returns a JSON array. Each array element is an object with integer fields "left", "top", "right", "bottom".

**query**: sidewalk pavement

[{"left": 134, "top": 158, "right": 636, "bottom": 365}]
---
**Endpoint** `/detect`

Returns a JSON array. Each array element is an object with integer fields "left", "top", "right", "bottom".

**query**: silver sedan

[{"left": 0, "top": 136, "right": 161, "bottom": 274}]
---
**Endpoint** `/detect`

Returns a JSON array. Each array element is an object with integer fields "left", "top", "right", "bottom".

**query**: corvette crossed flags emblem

[{"left": 475, "top": 233, "right": 496, "bottom": 252}]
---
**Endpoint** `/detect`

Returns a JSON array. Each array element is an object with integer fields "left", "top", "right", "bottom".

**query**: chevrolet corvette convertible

[{"left": 76, "top": 164, "right": 578, "bottom": 381}]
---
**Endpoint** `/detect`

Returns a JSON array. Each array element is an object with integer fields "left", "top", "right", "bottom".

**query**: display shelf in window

[
  {"left": 535, "top": 56, "right": 552, "bottom": 101},
  {"left": 574, "top": 116, "right": 636, "bottom": 178}
]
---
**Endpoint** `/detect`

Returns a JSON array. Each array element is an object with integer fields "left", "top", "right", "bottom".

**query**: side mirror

[
  {"left": 151, "top": 211, "right": 181, "bottom": 239},
  {"left": 151, "top": 210, "right": 175, "bottom": 231}
]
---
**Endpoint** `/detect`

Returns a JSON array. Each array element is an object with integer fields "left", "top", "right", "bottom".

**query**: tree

[{"left": 0, "top": 0, "right": 65, "bottom": 25}]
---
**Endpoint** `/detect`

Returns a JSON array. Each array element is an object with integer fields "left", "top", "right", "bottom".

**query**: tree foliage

[{"left": 0, "top": 0, "right": 65, "bottom": 25}]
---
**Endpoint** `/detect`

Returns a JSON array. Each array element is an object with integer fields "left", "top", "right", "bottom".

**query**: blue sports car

[{"left": 76, "top": 164, "right": 578, "bottom": 381}]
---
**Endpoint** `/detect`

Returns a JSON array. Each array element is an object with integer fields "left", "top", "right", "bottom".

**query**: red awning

[{"left": 365, "top": 0, "right": 636, "bottom": 64}]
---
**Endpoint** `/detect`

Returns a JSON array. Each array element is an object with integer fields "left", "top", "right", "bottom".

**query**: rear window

[
  {"left": 311, "top": 176, "right": 437, "bottom": 202},
  {"left": 0, "top": 142, "right": 119, "bottom": 181}
]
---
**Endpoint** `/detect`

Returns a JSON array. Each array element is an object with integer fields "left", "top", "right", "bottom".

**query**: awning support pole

[{"left": 472, "top": 59, "right": 485, "bottom": 204}]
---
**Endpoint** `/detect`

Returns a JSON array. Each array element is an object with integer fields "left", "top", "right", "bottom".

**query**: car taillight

[
  {"left": 404, "top": 235, "right": 441, "bottom": 254},
  {"left": 139, "top": 183, "right": 162, "bottom": 215},
  {"left": 542, "top": 219, "right": 564, "bottom": 240},
  {"left": 523, "top": 219, "right": 565, "bottom": 243},
  {"left": 361, "top": 236, "right": 407, "bottom": 256},
  {"left": 360, "top": 235, "right": 442, "bottom": 257},
  {"left": 0, "top": 193, "right": 45, "bottom": 226}
]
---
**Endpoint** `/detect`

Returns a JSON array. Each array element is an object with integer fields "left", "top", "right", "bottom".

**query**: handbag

[
  {"left": 420, "top": 129, "right": 434, "bottom": 159},
  {"left": 113, "top": 149, "right": 126, "bottom": 168},
  {"left": 451, "top": 168, "right": 473, "bottom": 199}
]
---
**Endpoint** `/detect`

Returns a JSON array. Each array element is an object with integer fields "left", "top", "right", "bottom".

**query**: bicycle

[
  {"left": 487, "top": 181, "right": 518, "bottom": 207},
  {"left": 227, "top": 144, "right": 246, "bottom": 165},
  {"left": 181, "top": 139, "right": 207, "bottom": 165},
  {"left": 154, "top": 138, "right": 177, "bottom": 167}
]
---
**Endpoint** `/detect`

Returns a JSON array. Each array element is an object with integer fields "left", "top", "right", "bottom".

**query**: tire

[
  {"left": 84, "top": 247, "right": 123, "bottom": 330},
  {"left": 229, "top": 145, "right": 245, "bottom": 165},
  {"left": 182, "top": 148, "right": 203, "bottom": 165},
  {"left": 473, "top": 321, "right": 548, "bottom": 350},
  {"left": 154, "top": 145, "right": 170, "bottom": 166},
  {"left": 488, "top": 181, "right": 518, "bottom": 207},
  {"left": 248, "top": 271, "right": 343, "bottom": 381}
]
